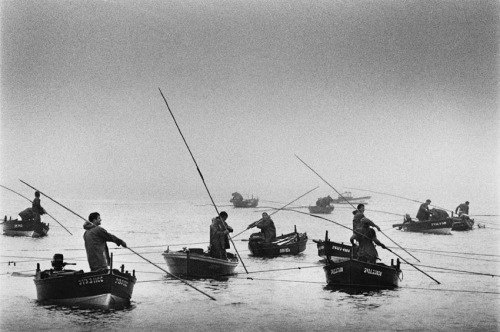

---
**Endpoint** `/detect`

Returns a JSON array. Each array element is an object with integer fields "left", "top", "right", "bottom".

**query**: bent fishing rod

[
  {"left": 19, "top": 180, "right": 216, "bottom": 300},
  {"left": 2, "top": 183, "right": 73, "bottom": 235},
  {"left": 346, "top": 187, "right": 453, "bottom": 213},
  {"left": 232, "top": 186, "right": 319, "bottom": 239},
  {"left": 158, "top": 88, "right": 248, "bottom": 274},
  {"left": 280, "top": 207, "right": 440, "bottom": 284},
  {"left": 294, "top": 154, "right": 421, "bottom": 263}
]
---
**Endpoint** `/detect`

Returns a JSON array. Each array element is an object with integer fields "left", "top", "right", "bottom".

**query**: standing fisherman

[
  {"left": 416, "top": 199, "right": 432, "bottom": 221},
  {"left": 352, "top": 203, "right": 380, "bottom": 234},
  {"left": 83, "top": 212, "right": 127, "bottom": 271},
  {"left": 455, "top": 201, "right": 470, "bottom": 216},
  {"left": 32, "top": 191, "right": 46, "bottom": 223},
  {"left": 209, "top": 211, "right": 233, "bottom": 260},
  {"left": 350, "top": 218, "right": 387, "bottom": 263}
]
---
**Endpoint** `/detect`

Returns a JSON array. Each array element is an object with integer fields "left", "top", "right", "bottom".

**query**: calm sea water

[{"left": 1, "top": 196, "right": 499, "bottom": 331}]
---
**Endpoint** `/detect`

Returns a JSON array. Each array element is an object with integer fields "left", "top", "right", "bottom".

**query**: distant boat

[
  {"left": 34, "top": 253, "right": 136, "bottom": 309},
  {"left": 3, "top": 215, "right": 49, "bottom": 238},
  {"left": 248, "top": 226, "right": 308, "bottom": 257},
  {"left": 162, "top": 247, "right": 238, "bottom": 278},
  {"left": 230, "top": 192, "right": 259, "bottom": 208},
  {"left": 392, "top": 214, "right": 453, "bottom": 235},
  {"left": 331, "top": 192, "right": 371, "bottom": 204},
  {"left": 308, "top": 205, "right": 334, "bottom": 214}
]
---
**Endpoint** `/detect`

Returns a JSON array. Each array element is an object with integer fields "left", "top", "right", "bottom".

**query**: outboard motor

[{"left": 51, "top": 253, "right": 66, "bottom": 271}]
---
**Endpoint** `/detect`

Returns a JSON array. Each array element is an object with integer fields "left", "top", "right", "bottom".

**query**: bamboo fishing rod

[
  {"left": 294, "top": 154, "right": 421, "bottom": 263},
  {"left": 232, "top": 186, "right": 319, "bottom": 239},
  {"left": 158, "top": 88, "right": 248, "bottom": 274},
  {"left": 18, "top": 180, "right": 216, "bottom": 300},
  {"left": 278, "top": 207, "right": 440, "bottom": 284},
  {"left": 1, "top": 184, "right": 73, "bottom": 235},
  {"left": 346, "top": 187, "right": 454, "bottom": 213}
]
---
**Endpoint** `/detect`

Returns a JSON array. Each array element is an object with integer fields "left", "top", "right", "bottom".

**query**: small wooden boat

[
  {"left": 34, "top": 253, "right": 136, "bottom": 309},
  {"left": 248, "top": 226, "right": 308, "bottom": 257},
  {"left": 392, "top": 215, "right": 453, "bottom": 234},
  {"left": 313, "top": 231, "right": 354, "bottom": 261},
  {"left": 230, "top": 192, "right": 259, "bottom": 208},
  {"left": 308, "top": 205, "right": 334, "bottom": 214},
  {"left": 324, "top": 257, "right": 401, "bottom": 289},
  {"left": 3, "top": 215, "right": 49, "bottom": 237},
  {"left": 162, "top": 247, "right": 238, "bottom": 278},
  {"left": 451, "top": 215, "right": 474, "bottom": 231}
]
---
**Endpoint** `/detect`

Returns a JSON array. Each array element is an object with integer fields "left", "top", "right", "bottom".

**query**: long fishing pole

[
  {"left": 1, "top": 184, "right": 73, "bottom": 235},
  {"left": 232, "top": 186, "right": 319, "bottom": 239},
  {"left": 278, "top": 207, "right": 440, "bottom": 284},
  {"left": 294, "top": 155, "right": 421, "bottom": 263},
  {"left": 346, "top": 187, "right": 453, "bottom": 213},
  {"left": 18, "top": 180, "right": 216, "bottom": 300},
  {"left": 158, "top": 88, "right": 248, "bottom": 274}
]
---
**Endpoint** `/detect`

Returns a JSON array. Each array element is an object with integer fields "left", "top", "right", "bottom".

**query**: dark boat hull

[
  {"left": 3, "top": 218, "right": 49, "bottom": 238},
  {"left": 308, "top": 205, "right": 334, "bottom": 214},
  {"left": 313, "top": 239, "right": 352, "bottom": 260},
  {"left": 248, "top": 231, "right": 308, "bottom": 257},
  {"left": 324, "top": 258, "right": 401, "bottom": 289},
  {"left": 451, "top": 216, "right": 474, "bottom": 231},
  {"left": 232, "top": 199, "right": 259, "bottom": 208},
  {"left": 34, "top": 269, "right": 136, "bottom": 309},
  {"left": 162, "top": 248, "right": 238, "bottom": 278},
  {"left": 392, "top": 218, "right": 453, "bottom": 234}
]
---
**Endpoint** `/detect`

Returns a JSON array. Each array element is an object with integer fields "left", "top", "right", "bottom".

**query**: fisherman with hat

[{"left": 416, "top": 199, "right": 432, "bottom": 221}]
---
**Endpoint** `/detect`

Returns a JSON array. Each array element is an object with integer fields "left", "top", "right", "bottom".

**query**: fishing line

[{"left": 410, "top": 264, "right": 500, "bottom": 278}]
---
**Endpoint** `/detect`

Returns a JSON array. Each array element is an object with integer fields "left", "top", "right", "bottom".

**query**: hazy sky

[{"left": 1, "top": 0, "right": 498, "bottom": 210}]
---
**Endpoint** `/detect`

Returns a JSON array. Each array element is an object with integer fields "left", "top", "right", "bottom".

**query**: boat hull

[
  {"left": 248, "top": 231, "right": 308, "bottom": 257},
  {"left": 313, "top": 239, "right": 353, "bottom": 260},
  {"left": 232, "top": 199, "right": 259, "bottom": 208},
  {"left": 34, "top": 269, "right": 136, "bottom": 309},
  {"left": 324, "top": 258, "right": 401, "bottom": 289},
  {"left": 451, "top": 216, "right": 474, "bottom": 231},
  {"left": 3, "top": 218, "right": 49, "bottom": 238},
  {"left": 162, "top": 249, "right": 238, "bottom": 278},
  {"left": 308, "top": 205, "right": 334, "bottom": 214},
  {"left": 392, "top": 219, "right": 453, "bottom": 234}
]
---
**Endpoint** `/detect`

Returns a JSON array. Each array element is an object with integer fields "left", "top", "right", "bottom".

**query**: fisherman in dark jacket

[
  {"left": 83, "top": 212, "right": 127, "bottom": 271},
  {"left": 32, "top": 191, "right": 46, "bottom": 223},
  {"left": 247, "top": 212, "right": 277, "bottom": 242},
  {"left": 455, "top": 201, "right": 470, "bottom": 216},
  {"left": 352, "top": 203, "right": 380, "bottom": 234},
  {"left": 350, "top": 218, "right": 387, "bottom": 263},
  {"left": 416, "top": 199, "right": 432, "bottom": 221},
  {"left": 209, "top": 211, "right": 233, "bottom": 259}
]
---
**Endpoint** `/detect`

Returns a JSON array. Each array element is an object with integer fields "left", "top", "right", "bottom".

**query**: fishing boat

[
  {"left": 34, "top": 253, "right": 136, "bottom": 309},
  {"left": 392, "top": 214, "right": 453, "bottom": 235},
  {"left": 162, "top": 247, "right": 238, "bottom": 278},
  {"left": 324, "top": 257, "right": 402, "bottom": 289},
  {"left": 331, "top": 192, "right": 371, "bottom": 204},
  {"left": 230, "top": 192, "right": 259, "bottom": 208},
  {"left": 308, "top": 205, "right": 334, "bottom": 214},
  {"left": 450, "top": 215, "right": 474, "bottom": 231},
  {"left": 313, "top": 231, "right": 354, "bottom": 261},
  {"left": 248, "top": 226, "right": 308, "bottom": 257},
  {"left": 3, "top": 215, "right": 49, "bottom": 237}
]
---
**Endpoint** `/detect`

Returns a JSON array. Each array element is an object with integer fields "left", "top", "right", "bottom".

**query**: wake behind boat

[
  {"left": 34, "top": 254, "right": 136, "bottom": 309},
  {"left": 162, "top": 247, "right": 238, "bottom": 278}
]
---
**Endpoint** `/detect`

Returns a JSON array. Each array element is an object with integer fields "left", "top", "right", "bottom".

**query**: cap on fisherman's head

[{"left": 426, "top": 199, "right": 431, "bottom": 203}]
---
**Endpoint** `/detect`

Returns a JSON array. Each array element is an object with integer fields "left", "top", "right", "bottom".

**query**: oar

[
  {"left": 1, "top": 184, "right": 73, "bottom": 235},
  {"left": 159, "top": 88, "right": 248, "bottom": 274},
  {"left": 18, "top": 180, "right": 217, "bottom": 300},
  {"left": 232, "top": 186, "right": 319, "bottom": 239},
  {"left": 294, "top": 155, "right": 421, "bottom": 263},
  {"left": 346, "top": 187, "right": 453, "bottom": 213}
]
